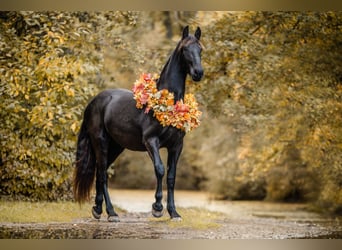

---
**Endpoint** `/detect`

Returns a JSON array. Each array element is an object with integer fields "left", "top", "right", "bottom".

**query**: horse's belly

[{"left": 110, "top": 129, "right": 147, "bottom": 151}]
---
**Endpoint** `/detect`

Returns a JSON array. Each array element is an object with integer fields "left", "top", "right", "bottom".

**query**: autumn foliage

[
  {"left": 0, "top": 11, "right": 341, "bottom": 215},
  {"left": 0, "top": 11, "right": 137, "bottom": 200},
  {"left": 192, "top": 12, "right": 342, "bottom": 214}
]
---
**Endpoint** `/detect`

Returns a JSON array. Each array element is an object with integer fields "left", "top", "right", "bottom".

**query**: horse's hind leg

[
  {"left": 104, "top": 141, "right": 123, "bottom": 222},
  {"left": 91, "top": 133, "right": 123, "bottom": 222}
]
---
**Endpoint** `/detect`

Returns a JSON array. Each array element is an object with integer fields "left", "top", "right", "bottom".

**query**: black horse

[{"left": 73, "top": 26, "right": 203, "bottom": 222}]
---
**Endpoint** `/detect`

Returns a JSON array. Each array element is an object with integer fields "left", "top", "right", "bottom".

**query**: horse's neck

[{"left": 157, "top": 51, "right": 186, "bottom": 102}]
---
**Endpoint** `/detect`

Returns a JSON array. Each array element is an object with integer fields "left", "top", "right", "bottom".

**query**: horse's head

[{"left": 179, "top": 26, "right": 204, "bottom": 82}]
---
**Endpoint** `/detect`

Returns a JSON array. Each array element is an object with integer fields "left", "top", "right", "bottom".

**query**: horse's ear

[
  {"left": 195, "top": 27, "right": 201, "bottom": 40},
  {"left": 182, "top": 25, "right": 189, "bottom": 40}
]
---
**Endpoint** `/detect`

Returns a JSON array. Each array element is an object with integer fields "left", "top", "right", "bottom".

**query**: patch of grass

[
  {"left": 0, "top": 201, "right": 125, "bottom": 223},
  {"left": 150, "top": 207, "right": 223, "bottom": 230}
]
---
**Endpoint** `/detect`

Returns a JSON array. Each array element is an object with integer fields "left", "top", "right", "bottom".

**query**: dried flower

[{"left": 132, "top": 73, "right": 202, "bottom": 132}]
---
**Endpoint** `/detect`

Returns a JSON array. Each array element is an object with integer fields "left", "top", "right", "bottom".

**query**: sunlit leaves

[
  {"left": 0, "top": 11, "right": 137, "bottom": 201},
  {"left": 194, "top": 11, "right": 342, "bottom": 213}
]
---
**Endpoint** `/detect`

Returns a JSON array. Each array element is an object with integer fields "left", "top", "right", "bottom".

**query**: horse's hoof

[
  {"left": 92, "top": 207, "right": 101, "bottom": 220},
  {"left": 107, "top": 215, "right": 120, "bottom": 222},
  {"left": 152, "top": 208, "right": 164, "bottom": 218},
  {"left": 170, "top": 217, "right": 182, "bottom": 222}
]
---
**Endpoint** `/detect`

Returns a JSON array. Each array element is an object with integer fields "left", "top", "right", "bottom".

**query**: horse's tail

[{"left": 73, "top": 105, "right": 96, "bottom": 203}]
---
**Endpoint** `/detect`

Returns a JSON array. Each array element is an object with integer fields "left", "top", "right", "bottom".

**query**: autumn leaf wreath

[{"left": 132, "top": 73, "right": 201, "bottom": 132}]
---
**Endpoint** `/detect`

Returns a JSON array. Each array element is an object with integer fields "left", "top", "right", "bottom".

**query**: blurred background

[{"left": 0, "top": 11, "right": 341, "bottom": 215}]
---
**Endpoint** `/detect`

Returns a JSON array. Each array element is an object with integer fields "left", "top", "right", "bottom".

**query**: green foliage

[{"left": 0, "top": 11, "right": 138, "bottom": 200}]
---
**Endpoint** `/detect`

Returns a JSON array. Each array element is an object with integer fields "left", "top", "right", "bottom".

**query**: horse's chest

[{"left": 158, "top": 128, "right": 185, "bottom": 148}]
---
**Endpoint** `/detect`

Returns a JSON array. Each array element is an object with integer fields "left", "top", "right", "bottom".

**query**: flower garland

[{"left": 132, "top": 73, "right": 202, "bottom": 133}]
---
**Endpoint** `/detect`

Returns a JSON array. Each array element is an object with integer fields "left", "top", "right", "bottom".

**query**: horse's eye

[{"left": 183, "top": 47, "right": 189, "bottom": 53}]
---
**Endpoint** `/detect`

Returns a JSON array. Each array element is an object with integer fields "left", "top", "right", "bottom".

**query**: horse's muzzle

[{"left": 191, "top": 68, "right": 204, "bottom": 82}]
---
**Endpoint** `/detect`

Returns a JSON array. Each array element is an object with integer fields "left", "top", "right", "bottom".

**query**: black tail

[{"left": 73, "top": 107, "right": 96, "bottom": 203}]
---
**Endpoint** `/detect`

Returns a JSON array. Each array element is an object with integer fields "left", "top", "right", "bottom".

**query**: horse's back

[
  {"left": 93, "top": 88, "right": 133, "bottom": 102},
  {"left": 89, "top": 88, "right": 136, "bottom": 116},
  {"left": 98, "top": 88, "right": 149, "bottom": 151}
]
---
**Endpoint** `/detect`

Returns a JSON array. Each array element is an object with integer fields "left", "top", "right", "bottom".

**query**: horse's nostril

[
  {"left": 195, "top": 69, "right": 203, "bottom": 80},
  {"left": 192, "top": 69, "right": 203, "bottom": 81}
]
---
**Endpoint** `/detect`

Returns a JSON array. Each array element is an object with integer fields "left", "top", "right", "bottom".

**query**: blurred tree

[
  {"left": 194, "top": 11, "right": 342, "bottom": 214},
  {"left": 0, "top": 11, "right": 138, "bottom": 200}
]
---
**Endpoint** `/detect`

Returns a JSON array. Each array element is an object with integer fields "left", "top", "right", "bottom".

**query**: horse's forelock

[{"left": 177, "top": 36, "right": 203, "bottom": 52}]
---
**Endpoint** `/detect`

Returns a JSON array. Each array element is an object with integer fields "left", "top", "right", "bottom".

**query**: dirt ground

[{"left": 1, "top": 190, "right": 341, "bottom": 239}]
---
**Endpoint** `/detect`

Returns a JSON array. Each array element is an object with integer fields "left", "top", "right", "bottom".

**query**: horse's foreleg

[
  {"left": 145, "top": 137, "right": 165, "bottom": 217},
  {"left": 166, "top": 143, "right": 183, "bottom": 220}
]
